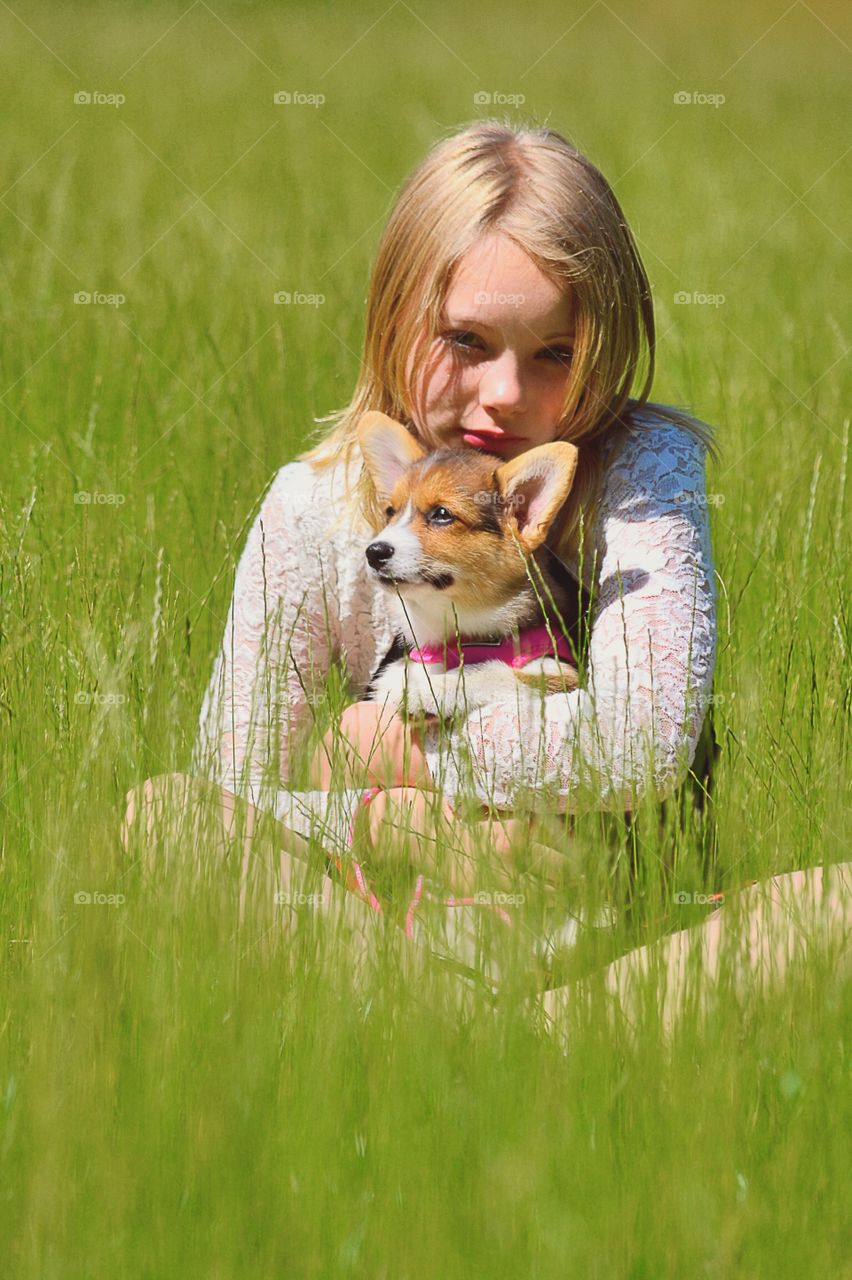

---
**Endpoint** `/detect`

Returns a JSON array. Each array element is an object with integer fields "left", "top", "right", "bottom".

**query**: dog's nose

[{"left": 365, "top": 541, "right": 394, "bottom": 569}]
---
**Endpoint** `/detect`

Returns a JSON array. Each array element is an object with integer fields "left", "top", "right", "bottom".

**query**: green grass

[{"left": 1, "top": 1, "right": 850, "bottom": 1275}]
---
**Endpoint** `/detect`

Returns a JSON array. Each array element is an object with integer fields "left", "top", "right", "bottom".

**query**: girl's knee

[
  {"left": 121, "top": 773, "right": 203, "bottom": 853},
  {"left": 362, "top": 787, "right": 457, "bottom": 868},
  {"left": 366, "top": 787, "right": 425, "bottom": 841},
  {"left": 368, "top": 785, "right": 446, "bottom": 823},
  {"left": 125, "top": 772, "right": 190, "bottom": 809}
]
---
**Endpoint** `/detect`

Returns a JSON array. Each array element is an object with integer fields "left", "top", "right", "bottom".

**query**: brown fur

[{"left": 358, "top": 412, "right": 587, "bottom": 695}]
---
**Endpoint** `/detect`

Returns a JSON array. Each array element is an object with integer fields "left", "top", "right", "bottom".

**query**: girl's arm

[
  {"left": 191, "top": 462, "right": 340, "bottom": 812},
  {"left": 193, "top": 454, "right": 450, "bottom": 856},
  {"left": 417, "top": 421, "right": 718, "bottom": 814}
]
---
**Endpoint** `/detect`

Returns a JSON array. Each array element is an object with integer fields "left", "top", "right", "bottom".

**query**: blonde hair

[{"left": 297, "top": 118, "right": 719, "bottom": 558}]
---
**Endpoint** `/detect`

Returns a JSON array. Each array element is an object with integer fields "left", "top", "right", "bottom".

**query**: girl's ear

[
  {"left": 495, "top": 442, "right": 580, "bottom": 552},
  {"left": 356, "top": 412, "right": 427, "bottom": 499}
]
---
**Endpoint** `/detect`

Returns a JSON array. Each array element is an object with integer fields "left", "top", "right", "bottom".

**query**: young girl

[
  {"left": 123, "top": 120, "right": 850, "bottom": 1022},
  {"left": 194, "top": 118, "right": 718, "bottom": 848}
]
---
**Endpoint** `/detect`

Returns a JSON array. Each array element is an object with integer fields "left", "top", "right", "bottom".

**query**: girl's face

[{"left": 405, "top": 231, "right": 575, "bottom": 462}]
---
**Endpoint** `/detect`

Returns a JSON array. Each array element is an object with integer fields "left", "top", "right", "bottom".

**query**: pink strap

[
  {"left": 404, "top": 874, "right": 425, "bottom": 938},
  {"left": 341, "top": 787, "right": 384, "bottom": 914},
  {"left": 409, "top": 623, "right": 574, "bottom": 671},
  {"left": 347, "top": 786, "right": 383, "bottom": 849}
]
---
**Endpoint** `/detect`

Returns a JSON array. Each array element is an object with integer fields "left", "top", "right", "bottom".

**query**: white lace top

[{"left": 191, "top": 413, "right": 718, "bottom": 853}]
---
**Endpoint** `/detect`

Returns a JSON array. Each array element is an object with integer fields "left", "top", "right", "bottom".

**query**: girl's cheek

[{"left": 425, "top": 361, "right": 469, "bottom": 409}]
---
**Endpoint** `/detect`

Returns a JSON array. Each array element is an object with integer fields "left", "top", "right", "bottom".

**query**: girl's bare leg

[
  {"left": 363, "top": 795, "right": 852, "bottom": 1038},
  {"left": 535, "top": 863, "right": 852, "bottom": 1053},
  {"left": 121, "top": 774, "right": 431, "bottom": 988}
]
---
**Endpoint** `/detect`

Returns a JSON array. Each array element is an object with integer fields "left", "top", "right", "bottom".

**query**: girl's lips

[{"left": 461, "top": 430, "right": 521, "bottom": 450}]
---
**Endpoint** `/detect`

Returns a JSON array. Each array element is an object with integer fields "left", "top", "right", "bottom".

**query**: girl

[
  {"left": 123, "top": 120, "right": 851, "bottom": 1026},
  {"left": 190, "top": 117, "right": 717, "bottom": 872}
]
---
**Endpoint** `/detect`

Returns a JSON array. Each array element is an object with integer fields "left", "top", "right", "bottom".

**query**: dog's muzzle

[{"left": 364, "top": 541, "right": 454, "bottom": 590}]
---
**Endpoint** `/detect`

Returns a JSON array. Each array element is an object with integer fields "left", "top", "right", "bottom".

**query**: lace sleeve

[
  {"left": 420, "top": 422, "right": 718, "bottom": 814},
  {"left": 191, "top": 462, "right": 340, "bottom": 806}
]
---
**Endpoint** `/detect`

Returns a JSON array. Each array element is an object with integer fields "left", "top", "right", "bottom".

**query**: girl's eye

[
  {"left": 428, "top": 505, "right": 455, "bottom": 524},
  {"left": 440, "top": 332, "right": 481, "bottom": 358},
  {"left": 443, "top": 331, "right": 573, "bottom": 365},
  {"left": 444, "top": 331, "right": 481, "bottom": 352}
]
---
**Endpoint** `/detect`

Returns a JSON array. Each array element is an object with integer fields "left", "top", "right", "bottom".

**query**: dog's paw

[
  {"left": 407, "top": 668, "right": 468, "bottom": 719},
  {"left": 368, "top": 662, "right": 465, "bottom": 720},
  {"left": 514, "top": 657, "right": 579, "bottom": 693},
  {"left": 368, "top": 663, "right": 410, "bottom": 716}
]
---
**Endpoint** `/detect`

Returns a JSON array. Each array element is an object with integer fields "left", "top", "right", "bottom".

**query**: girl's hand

[{"left": 309, "top": 700, "right": 435, "bottom": 790}]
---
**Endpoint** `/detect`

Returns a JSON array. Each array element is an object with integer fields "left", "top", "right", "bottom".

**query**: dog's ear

[
  {"left": 495, "top": 442, "right": 579, "bottom": 552},
  {"left": 356, "top": 412, "right": 427, "bottom": 500}
]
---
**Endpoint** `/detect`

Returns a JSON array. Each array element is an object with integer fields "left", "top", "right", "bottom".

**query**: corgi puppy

[{"left": 356, "top": 411, "right": 589, "bottom": 722}]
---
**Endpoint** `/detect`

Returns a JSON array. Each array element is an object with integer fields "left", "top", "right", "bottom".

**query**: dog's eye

[
  {"left": 385, "top": 505, "right": 395, "bottom": 519},
  {"left": 428, "top": 505, "right": 455, "bottom": 525}
]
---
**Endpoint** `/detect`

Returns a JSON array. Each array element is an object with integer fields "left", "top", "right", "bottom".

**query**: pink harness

[{"left": 408, "top": 622, "right": 575, "bottom": 670}]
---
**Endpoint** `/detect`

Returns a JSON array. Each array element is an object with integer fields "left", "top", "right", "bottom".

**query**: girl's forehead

[{"left": 442, "top": 236, "right": 574, "bottom": 334}]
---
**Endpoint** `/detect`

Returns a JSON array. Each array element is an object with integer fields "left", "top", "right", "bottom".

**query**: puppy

[{"left": 356, "top": 411, "right": 589, "bottom": 721}]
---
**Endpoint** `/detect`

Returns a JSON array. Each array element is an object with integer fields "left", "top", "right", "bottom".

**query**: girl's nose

[{"left": 477, "top": 351, "right": 526, "bottom": 415}]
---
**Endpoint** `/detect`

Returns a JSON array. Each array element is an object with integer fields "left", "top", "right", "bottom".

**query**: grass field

[{"left": 1, "top": 1, "right": 850, "bottom": 1275}]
